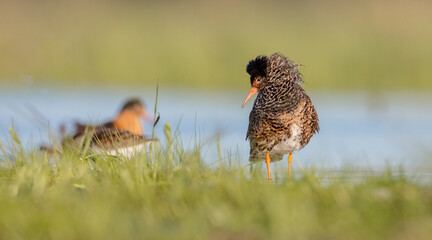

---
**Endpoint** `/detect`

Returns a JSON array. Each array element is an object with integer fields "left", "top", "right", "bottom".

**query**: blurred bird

[
  {"left": 74, "top": 98, "right": 154, "bottom": 137},
  {"left": 69, "top": 98, "right": 159, "bottom": 157},
  {"left": 242, "top": 53, "right": 319, "bottom": 180}
]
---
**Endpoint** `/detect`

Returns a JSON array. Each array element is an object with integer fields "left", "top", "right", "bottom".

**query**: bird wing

[{"left": 92, "top": 128, "right": 155, "bottom": 150}]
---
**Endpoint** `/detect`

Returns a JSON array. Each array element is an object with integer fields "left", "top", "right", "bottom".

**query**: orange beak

[
  {"left": 140, "top": 108, "right": 154, "bottom": 123},
  {"left": 241, "top": 87, "right": 258, "bottom": 108}
]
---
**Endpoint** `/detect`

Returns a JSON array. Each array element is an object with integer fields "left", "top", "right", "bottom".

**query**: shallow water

[{"left": 0, "top": 87, "right": 431, "bottom": 171}]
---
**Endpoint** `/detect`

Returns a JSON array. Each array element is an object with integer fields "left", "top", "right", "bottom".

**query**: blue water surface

[{"left": 1, "top": 86, "right": 431, "bottom": 172}]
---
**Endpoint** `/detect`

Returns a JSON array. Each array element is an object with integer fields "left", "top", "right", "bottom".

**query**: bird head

[
  {"left": 120, "top": 98, "right": 153, "bottom": 122},
  {"left": 241, "top": 53, "right": 302, "bottom": 108},
  {"left": 241, "top": 55, "right": 268, "bottom": 108},
  {"left": 113, "top": 98, "right": 154, "bottom": 135}
]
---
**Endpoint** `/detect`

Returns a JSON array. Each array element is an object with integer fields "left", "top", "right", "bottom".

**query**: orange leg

[
  {"left": 266, "top": 151, "right": 271, "bottom": 181},
  {"left": 288, "top": 152, "right": 293, "bottom": 176}
]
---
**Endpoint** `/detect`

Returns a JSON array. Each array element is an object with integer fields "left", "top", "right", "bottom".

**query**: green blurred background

[{"left": 1, "top": 0, "right": 431, "bottom": 91}]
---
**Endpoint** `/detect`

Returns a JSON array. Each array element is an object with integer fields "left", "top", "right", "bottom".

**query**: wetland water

[{"left": 1, "top": 87, "right": 431, "bottom": 171}]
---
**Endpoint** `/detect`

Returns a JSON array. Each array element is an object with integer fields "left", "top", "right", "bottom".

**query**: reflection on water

[{"left": 0, "top": 87, "right": 431, "bottom": 170}]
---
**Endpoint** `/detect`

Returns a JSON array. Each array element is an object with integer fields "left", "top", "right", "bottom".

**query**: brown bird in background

[
  {"left": 73, "top": 98, "right": 154, "bottom": 138},
  {"left": 242, "top": 53, "right": 319, "bottom": 180},
  {"left": 70, "top": 98, "right": 159, "bottom": 157}
]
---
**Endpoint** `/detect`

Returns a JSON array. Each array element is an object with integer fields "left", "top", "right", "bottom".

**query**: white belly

[
  {"left": 93, "top": 143, "right": 148, "bottom": 158},
  {"left": 270, "top": 124, "right": 303, "bottom": 155}
]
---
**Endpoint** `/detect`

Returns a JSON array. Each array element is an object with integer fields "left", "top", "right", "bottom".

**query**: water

[{"left": 1, "top": 87, "right": 431, "bottom": 171}]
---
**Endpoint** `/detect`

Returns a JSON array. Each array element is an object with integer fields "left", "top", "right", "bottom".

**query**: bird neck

[
  {"left": 257, "top": 81, "right": 303, "bottom": 111},
  {"left": 261, "top": 80, "right": 292, "bottom": 98},
  {"left": 113, "top": 109, "right": 143, "bottom": 135}
]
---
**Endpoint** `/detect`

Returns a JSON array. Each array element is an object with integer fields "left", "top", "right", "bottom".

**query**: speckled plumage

[{"left": 245, "top": 53, "right": 319, "bottom": 162}]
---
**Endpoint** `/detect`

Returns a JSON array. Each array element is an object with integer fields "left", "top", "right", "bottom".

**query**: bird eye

[{"left": 255, "top": 78, "right": 261, "bottom": 83}]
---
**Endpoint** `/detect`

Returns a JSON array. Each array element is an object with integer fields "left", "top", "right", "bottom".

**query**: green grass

[
  {"left": 1, "top": 126, "right": 432, "bottom": 240},
  {"left": 1, "top": 0, "right": 432, "bottom": 90}
]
